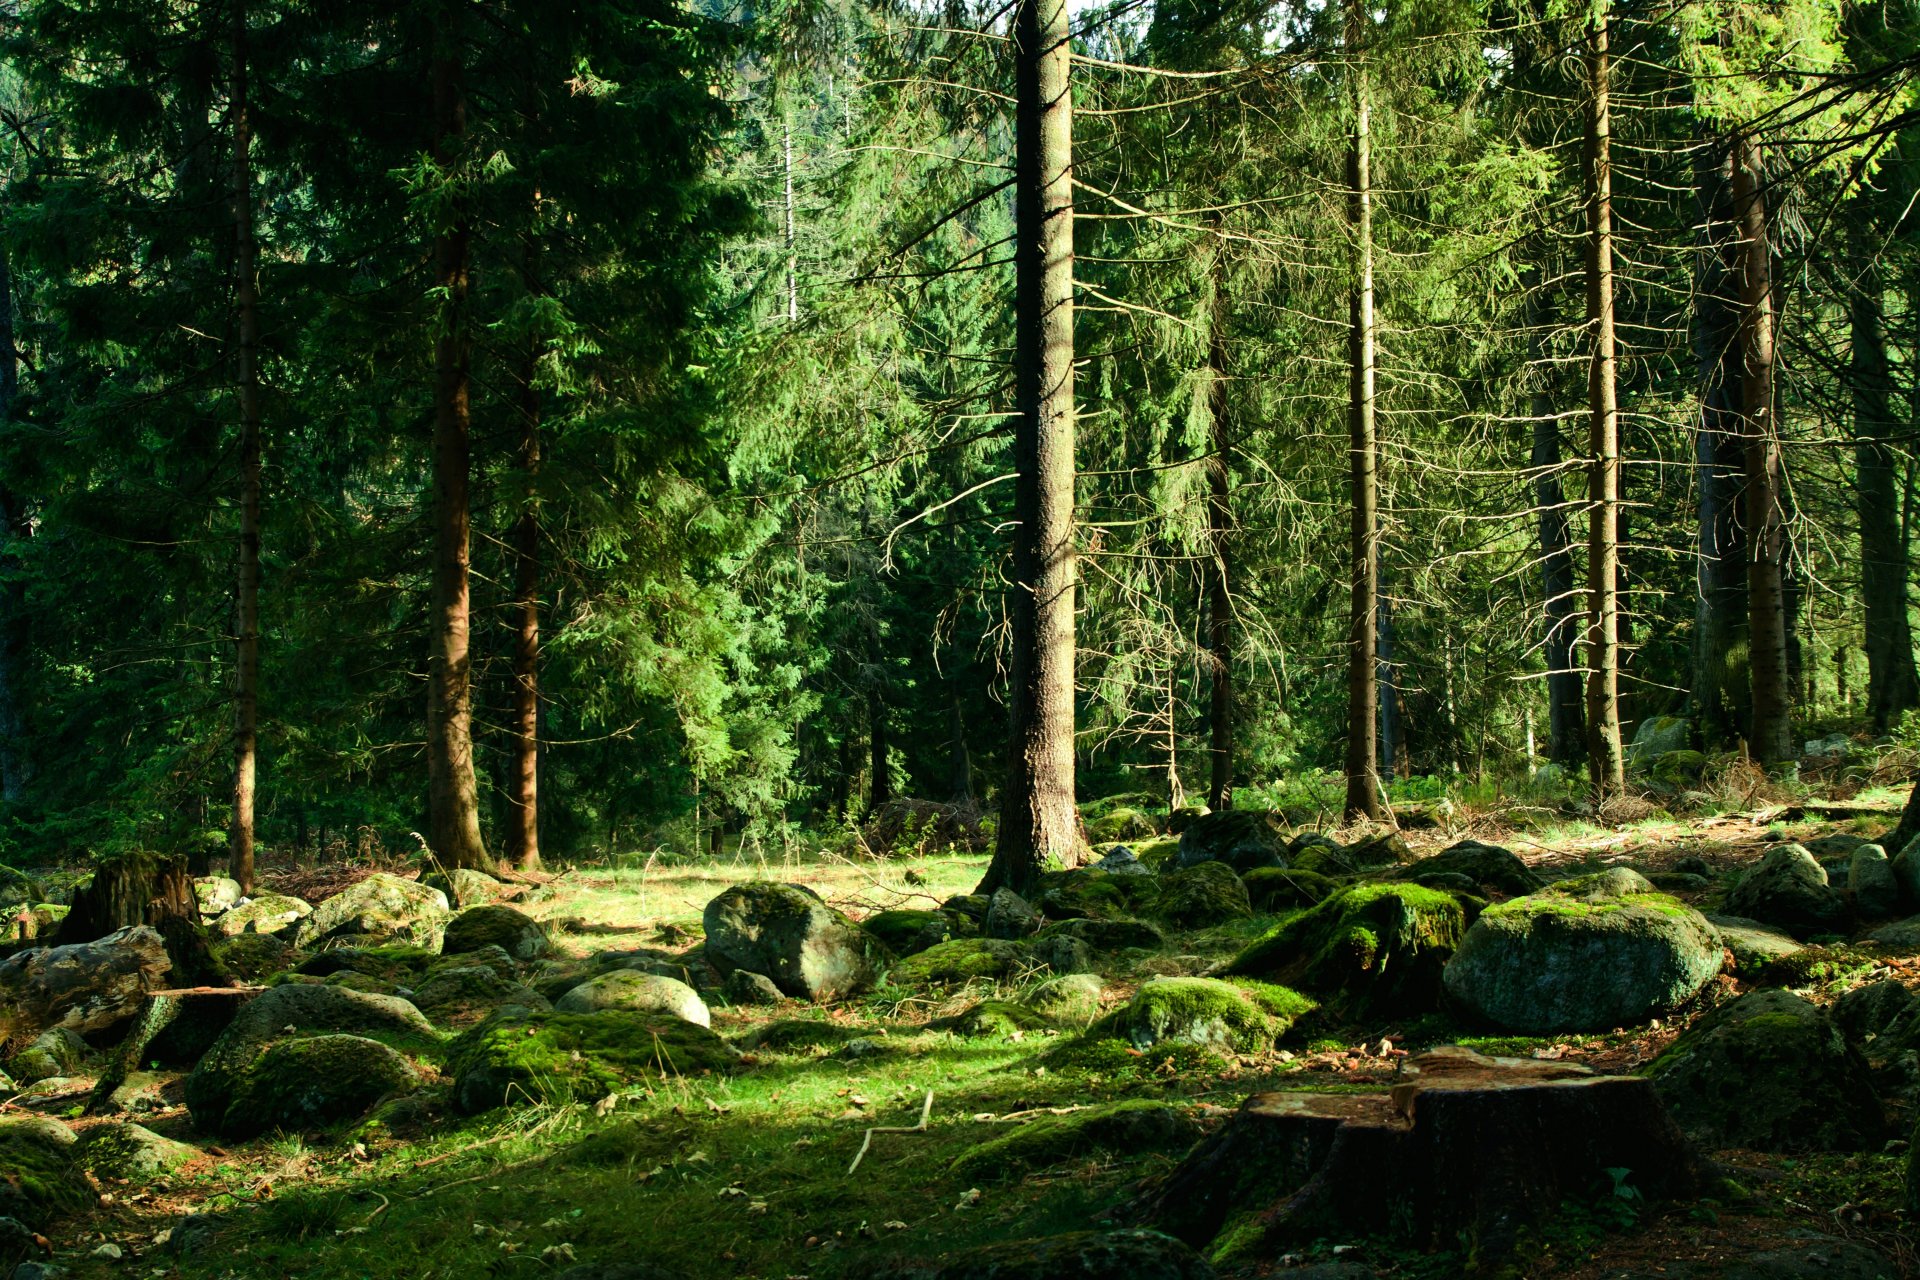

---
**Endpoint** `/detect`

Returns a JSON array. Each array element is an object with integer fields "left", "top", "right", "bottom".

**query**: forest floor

[{"left": 19, "top": 790, "right": 1920, "bottom": 1280}]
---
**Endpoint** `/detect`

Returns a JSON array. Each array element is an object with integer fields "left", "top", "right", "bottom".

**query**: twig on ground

[{"left": 847, "top": 1089, "right": 935, "bottom": 1176}]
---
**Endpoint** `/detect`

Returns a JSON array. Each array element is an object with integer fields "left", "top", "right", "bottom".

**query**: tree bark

[
  {"left": 1693, "top": 142, "right": 1750, "bottom": 745},
  {"left": 1732, "top": 133, "right": 1793, "bottom": 767},
  {"left": 505, "top": 347, "right": 541, "bottom": 872},
  {"left": 983, "top": 0, "right": 1078, "bottom": 896},
  {"left": 0, "top": 240, "right": 29, "bottom": 806},
  {"left": 949, "top": 690, "right": 974, "bottom": 804},
  {"left": 229, "top": 0, "right": 262, "bottom": 895},
  {"left": 868, "top": 685, "right": 891, "bottom": 814},
  {"left": 1205, "top": 226, "right": 1234, "bottom": 813},
  {"left": 1851, "top": 232, "right": 1919, "bottom": 731},
  {"left": 1584, "top": 9, "right": 1625, "bottom": 797},
  {"left": 426, "top": 16, "right": 490, "bottom": 869},
  {"left": 1378, "top": 567, "right": 1400, "bottom": 778},
  {"left": 1343, "top": 0, "right": 1382, "bottom": 823}
]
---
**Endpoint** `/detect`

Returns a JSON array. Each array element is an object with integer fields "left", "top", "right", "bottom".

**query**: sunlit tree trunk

[
  {"left": 229, "top": 0, "right": 262, "bottom": 893},
  {"left": 1693, "top": 142, "right": 1749, "bottom": 745},
  {"left": 1205, "top": 225, "right": 1234, "bottom": 812},
  {"left": 1584, "top": 7, "right": 1625, "bottom": 796},
  {"left": 506, "top": 346, "right": 541, "bottom": 872},
  {"left": 983, "top": 0, "right": 1077, "bottom": 895},
  {"left": 1343, "top": 0, "right": 1382, "bottom": 823}
]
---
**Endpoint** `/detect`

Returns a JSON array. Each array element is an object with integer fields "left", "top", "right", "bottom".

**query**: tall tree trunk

[
  {"left": 1852, "top": 232, "right": 1920, "bottom": 731},
  {"left": 783, "top": 115, "right": 799, "bottom": 323},
  {"left": 949, "top": 690, "right": 973, "bottom": 804},
  {"left": 505, "top": 347, "right": 541, "bottom": 872},
  {"left": 1205, "top": 226, "right": 1234, "bottom": 813},
  {"left": 1732, "top": 133, "right": 1793, "bottom": 767},
  {"left": 1378, "top": 566, "right": 1400, "bottom": 778},
  {"left": 983, "top": 0, "right": 1078, "bottom": 896},
  {"left": 426, "top": 18, "right": 490, "bottom": 869},
  {"left": 229, "top": 0, "right": 262, "bottom": 894},
  {"left": 868, "top": 686, "right": 891, "bottom": 814},
  {"left": 1343, "top": 0, "right": 1382, "bottom": 823},
  {"left": 1584, "top": 8, "right": 1625, "bottom": 796},
  {"left": 1528, "top": 276, "right": 1587, "bottom": 766},
  {"left": 0, "top": 243, "right": 29, "bottom": 806},
  {"left": 1692, "top": 143, "right": 1750, "bottom": 745}
]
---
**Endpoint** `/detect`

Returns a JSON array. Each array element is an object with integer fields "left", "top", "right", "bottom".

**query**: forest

[{"left": 0, "top": 0, "right": 1918, "bottom": 1275}]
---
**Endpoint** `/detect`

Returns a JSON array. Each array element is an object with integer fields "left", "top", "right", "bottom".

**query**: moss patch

[
  {"left": 1071, "top": 976, "right": 1313, "bottom": 1057},
  {"left": 1226, "top": 882, "right": 1466, "bottom": 1017},
  {"left": 889, "top": 937, "right": 1030, "bottom": 986},
  {"left": 450, "top": 1010, "right": 738, "bottom": 1112},
  {"left": 949, "top": 1099, "right": 1201, "bottom": 1180},
  {"left": 934, "top": 1000, "right": 1053, "bottom": 1039},
  {"left": 1241, "top": 867, "right": 1336, "bottom": 914}
]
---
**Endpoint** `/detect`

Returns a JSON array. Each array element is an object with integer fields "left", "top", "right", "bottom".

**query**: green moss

[
  {"left": 442, "top": 904, "right": 550, "bottom": 960},
  {"left": 889, "top": 937, "right": 1028, "bottom": 986},
  {"left": 1227, "top": 882, "right": 1466, "bottom": 1016},
  {"left": 739, "top": 1019, "right": 870, "bottom": 1053},
  {"left": 1152, "top": 862, "right": 1253, "bottom": 928},
  {"left": 1037, "top": 871, "right": 1141, "bottom": 920},
  {"left": 450, "top": 1010, "right": 739, "bottom": 1112},
  {"left": 295, "top": 945, "right": 438, "bottom": 983},
  {"left": 936, "top": 1000, "right": 1053, "bottom": 1039},
  {"left": 0, "top": 1128, "right": 84, "bottom": 1227},
  {"left": 1242, "top": 867, "right": 1336, "bottom": 914},
  {"left": 1068, "top": 976, "right": 1314, "bottom": 1059},
  {"left": 949, "top": 1100, "right": 1199, "bottom": 1180},
  {"left": 1086, "top": 807, "right": 1160, "bottom": 843},
  {"left": 862, "top": 909, "right": 949, "bottom": 955},
  {"left": 218, "top": 1034, "right": 421, "bottom": 1139}
]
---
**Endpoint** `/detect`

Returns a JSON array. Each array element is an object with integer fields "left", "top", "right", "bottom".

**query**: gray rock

[
  {"left": 985, "top": 889, "right": 1043, "bottom": 940},
  {"left": 0, "top": 926, "right": 171, "bottom": 1042},
  {"left": 1393, "top": 840, "right": 1541, "bottom": 897},
  {"left": 1092, "top": 847, "right": 1151, "bottom": 877},
  {"left": 1833, "top": 979, "right": 1919, "bottom": 1047},
  {"left": 441, "top": 904, "right": 550, "bottom": 961},
  {"left": 421, "top": 867, "right": 505, "bottom": 909},
  {"left": 555, "top": 972, "right": 709, "bottom": 1027},
  {"left": 721, "top": 969, "right": 784, "bottom": 1006},
  {"left": 1031, "top": 933, "right": 1094, "bottom": 975},
  {"left": 1443, "top": 878, "right": 1722, "bottom": 1034},
  {"left": 1174, "top": 811, "right": 1288, "bottom": 874},
  {"left": 101, "top": 1071, "right": 168, "bottom": 1116},
  {"left": 1871, "top": 914, "right": 1920, "bottom": 948},
  {"left": 1626, "top": 714, "right": 1691, "bottom": 760},
  {"left": 214, "top": 1035, "right": 419, "bottom": 1138},
  {"left": 213, "top": 893, "right": 311, "bottom": 938},
  {"left": 1674, "top": 855, "right": 1713, "bottom": 877},
  {"left": 1152, "top": 862, "right": 1252, "bottom": 928},
  {"left": 76, "top": 1122, "right": 197, "bottom": 1181},
  {"left": 701, "top": 881, "right": 880, "bottom": 1002},
  {"left": 1804, "top": 733, "right": 1855, "bottom": 758},
  {"left": 1806, "top": 833, "right": 1869, "bottom": 860},
  {"left": 1705, "top": 915, "right": 1803, "bottom": 969},
  {"left": 293, "top": 874, "right": 450, "bottom": 951},
  {"left": 9, "top": 1028, "right": 93, "bottom": 1086},
  {"left": 159, "top": 1214, "right": 219, "bottom": 1256},
  {"left": 1892, "top": 834, "right": 1920, "bottom": 911},
  {"left": 192, "top": 877, "right": 243, "bottom": 918},
  {"left": 410, "top": 965, "right": 548, "bottom": 1024},
  {"left": 1850, "top": 845, "right": 1900, "bottom": 919},
  {"left": 1724, "top": 844, "right": 1848, "bottom": 938},
  {"left": 1025, "top": 974, "right": 1104, "bottom": 1023}
]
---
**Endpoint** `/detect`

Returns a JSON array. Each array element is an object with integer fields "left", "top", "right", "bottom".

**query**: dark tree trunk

[
  {"left": 1585, "top": 10, "right": 1624, "bottom": 795},
  {"left": 1852, "top": 235, "right": 1919, "bottom": 731},
  {"left": 983, "top": 0, "right": 1078, "bottom": 896},
  {"left": 229, "top": 0, "right": 262, "bottom": 894},
  {"left": 1343, "top": 0, "right": 1382, "bottom": 823},
  {"left": 426, "top": 16, "right": 490, "bottom": 869},
  {"left": 868, "top": 686, "right": 891, "bottom": 814},
  {"left": 1378, "top": 567, "right": 1400, "bottom": 778},
  {"left": 55, "top": 854, "right": 223, "bottom": 988},
  {"left": 1205, "top": 225, "right": 1234, "bottom": 812},
  {"left": 1693, "top": 142, "right": 1750, "bottom": 746},
  {"left": 0, "top": 241, "right": 28, "bottom": 806},
  {"left": 1733, "top": 133, "right": 1793, "bottom": 766},
  {"left": 506, "top": 347, "right": 542, "bottom": 872},
  {"left": 949, "top": 690, "right": 974, "bottom": 804}
]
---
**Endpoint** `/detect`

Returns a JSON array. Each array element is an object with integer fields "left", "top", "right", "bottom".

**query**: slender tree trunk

[
  {"left": 1378, "top": 566, "right": 1400, "bottom": 778},
  {"left": 0, "top": 243, "right": 29, "bottom": 806},
  {"left": 229, "top": 0, "right": 262, "bottom": 894},
  {"left": 1205, "top": 227, "right": 1234, "bottom": 812},
  {"left": 949, "top": 690, "right": 974, "bottom": 804},
  {"left": 505, "top": 347, "right": 541, "bottom": 872},
  {"left": 1732, "top": 133, "right": 1793, "bottom": 767},
  {"left": 1693, "top": 142, "right": 1750, "bottom": 745},
  {"left": 868, "top": 686, "right": 891, "bottom": 814},
  {"left": 1851, "top": 233, "right": 1919, "bottom": 731},
  {"left": 784, "top": 115, "right": 798, "bottom": 323},
  {"left": 1584, "top": 8, "right": 1625, "bottom": 796},
  {"left": 1527, "top": 277, "right": 1587, "bottom": 766},
  {"left": 426, "top": 18, "right": 490, "bottom": 869},
  {"left": 1343, "top": 0, "right": 1382, "bottom": 823},
  {"left": 983, "top": 0, "right": 1078, "bottom": 895}
]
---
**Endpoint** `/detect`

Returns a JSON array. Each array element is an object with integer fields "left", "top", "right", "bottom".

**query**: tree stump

[
  {"left": 1129, "top": 1046, "right": 1710, "bottom": 1265},
  {"left": 54, "top": 853, "right": 224, "bottom": 987}
]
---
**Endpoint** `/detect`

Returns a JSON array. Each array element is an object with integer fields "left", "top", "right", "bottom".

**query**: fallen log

[
  {"left": 1129, "top": 1046, "right": 1711, "bottom": 1265},
  {"left": 0, "top": 925, "right": 172, "bottom": 1051}
]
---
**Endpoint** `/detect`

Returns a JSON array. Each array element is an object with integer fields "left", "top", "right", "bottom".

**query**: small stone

[
  {"left": 721, "top": 970, "right": 784, "bottom": 1006},
  {"left": 1092, "top": 847, "right": 1152, "bottom": 877},
  {"left": 555, "top": 972, "right": 710, "bottom": 1027}
]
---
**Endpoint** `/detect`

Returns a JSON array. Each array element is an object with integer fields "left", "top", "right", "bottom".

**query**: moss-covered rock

[
  {"left": 554, "top": 972, "right": 710, "bottom": 1027},
  {"left": 212, "top": 892, "right": 312, "bottom": 938},
  {"left": 1392, "top": 841, "right": 1542, "bottom": 898},
  {"left": 1240, "top": 867, "right": 1336, "bottom": 914},
  {"left": 409, "top": 965, "right": 549, "bottom": 1027},
  {"left": 450, "top": 1009, "right": 737, "bottom": 1112},
  {"left": 212, "top": 931, "right": 290, "bottom": 980},
  {"left": 1723, "top": 844, "right": 1849, "bottom": 939},
  {"left": 421, "top": 867, "right": 506, "bottom": 910},
  {"left": 9, "top": 1027, "right": 93, "bottom": 1086},
  {"left": 76, "top": 1122, "right": 198, "bottom": 1182},
  {"left": 1291, "top": 831, "right": 1412, "bottom": 877},
  {"left": 863, "top": 909, "right": 952, "bottom": 956},
  {"left": 193, "top": 877, "right": 243, "bottom": 918},
  {"left": 935, "top": 999, "right": 1052, "bottom": 1038},
  {"left": 949, "top": 1100, "right": 1202, "bottom": 1181},
  {"left": 1039, "top": 869, "right": 1156, "bottom": 921},
  {"left": 1082, "top": 976, "right": 1312, "bottom": 1055},
  {"left": 0, "top": 1117, "right": 84, "bottom": 1227},
  {"left": 1087, "top": 807, "right": 1160, "bottom": 844},
  {"left": 702, "top": 881, "right": 883, "bottom": 1002},
  {"left": 215, "top": 1035, "right": 421, "bottom": 1138},
  {"left": 1648, "top": 749, "right": 1708, "bottom": 785},
  {"left": 1444, "top": 878, "right": 1721, "bottom": 1034},
  {"left": 1173, "top": 811, "right": 1288, "bottom": 874},
  {"left": 737, "top": 1019, "right": 868, "bottom": 1053},
  {"left": 294, "top": 874, "right": 451, "bottom": 952},
  {"left": 1153, "top": 862, "right": 1252, "bottom": 929},
  {"left": 441, "top": 904, "right": 550, "bottom": 961},
  {"left": 1706, "top": 914, "right": 1803, "bottom": 972},
  {"left": 1025, "top": 974, "right": 1105, "bottom": 1024},
  {"left": 1227, "top": 882, "right": 1465, "bottom": 1017},
  {"left": 890, "top": 937, "right": 1030, "bottom": 986},
  {"left": 1647, "top": 988, "right": 1885, "bottom": 1151},
  {"left": 296, "top": 945, "right": 437, "bottom": 983},
  {"left": 1038, "top": 917, "right": 1166, "bottom": 953}
]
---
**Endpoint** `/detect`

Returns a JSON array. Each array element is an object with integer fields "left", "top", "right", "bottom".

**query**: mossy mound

[
  {"left": 0, "top": 1119, "right": 84, "bottom": 1227},
  {"left": 1153, "top": 862, "right": 1252, "bottom": 929},
  {"left": 890, "top": 937, "right": 1030, "bottom": 986},
  {"left": 450, "top": 1009, "right": 739, "bottom": 1112},
  {"left": 1392, "top": 840, "right": 1542, "bottom": 898},
  {"left": 1226, "top": 882, "right": 1466, "bottom": 1017},
  {"left": 949, "top": 1100, "right": 1202, "bottom": 1181},
  {"left": 295, "top": 945, "right": 437, "bottom": 983},
  {"left": 934, "top": 999, "right": 1053, "bottom": 1039},
  {"left": 76, "top": 1122, "right": 198, "bottom": 1182},
  {"left": 1087, "top": 807, "right": 1160, "bottom": 844},
  {"left": 1025, "top": 974, "right": 1105, "bottom": 1024},
  {"left": 1079, "top": 976, "right": 1313, "bottom": 1056},
  {"left": 863, "top": 909, "right": 952, "bottom": 956},
  {"left": 1173, "top": 810, "right": 1288, "bottom": 873},
  {"left": 1291, "top": 831, "right": 1412, "bottom": 877},
  {"left": 1646, "top": 988, "right": 1885, "bottom": 1151},
  {"left": 212, "top": 932, "right": 290, "bottom": 980},
  {"left": 1036, "top": 917, "right": 1166, "bottom": 953},
  {"left": 738, "top": 1019, "right": 869, "bottom": 1053},
  {"left": 1038, "top": 868, "right": 1157, "bottom": 920},
  {"left": 442, "top": 905, "right": 551, "bottom": 961},
  {"left": 294, "top": 873, "right": 451, "bottom": 952},
  {"left": 216, "top": 1035, "right": 421, "bottom": 1138},
  {"left": 1241, "top": 867, "right": 1336, "bottom": 914}
]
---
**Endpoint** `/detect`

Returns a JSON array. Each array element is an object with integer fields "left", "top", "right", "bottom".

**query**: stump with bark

[
  {"left": 1129, "top": 1046, "right": 1710, "bottom": 1265},
  {"left": 54, "top": 853, "right": 224, "bottom": 987}
]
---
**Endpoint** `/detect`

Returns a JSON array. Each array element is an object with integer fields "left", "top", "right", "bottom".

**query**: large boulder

[
  {"left": 1443, "top": 874, "right": 1721, "bottom": 1034},
  {"left": 1627, "top": 714, "right": 1692, "bottom": 761},
  {"left": 1647, "top": 988, "right": 1884, "bottom": 1151},
  {"left": 449, "top": 1009, "right": 737, "bottom": 1112},
  {"left": 1080, "top": 977, "right": 1312, "bottom": 1056},
  {"left": 1849, "top": 845, "right": 1900, "bottom": 919},
  {"left": 1228, "top": 883, "right": 1467, "bottom": 1017},
  {"left": 701, "top": 882, "right": 883, "bottom": 1001},
  {"left": 872, "top": 1229, "right": 1213, "bottom": 1280},
  {"left": 1153, "top": 862, "right": 1252, "bottom": 928},
  {"left": 192, "top": 877, "right": 244, "bottom": 919},
  {"left": 554, "top": 972, "right": 710, "bottom": 1027},
  {"left": 441, "top": 905, "right": 550, "bottom": 961},
  {"left": 1722, "top": 844, "right": 1848, "bottom": 938},
  {"left": 214, "top": 1035, "right": 420, "bottom": 1138},
  {"left": 1394, "top": 841, "right": 1542, "bottom": 898},
  {"left": 1173, "top": 811, "right": 1288, "bottom": 874},
  {"left": 213, "top": 893, "right": 311, "bottom": 938},
  {"left": 75, "top": 1123, "right": 198, "bottom": 1182},
  {"left": 0, "top": 925, "right": 170, "bottom": 1044},
  {"left": 294, "top": 874, "right": 451, "bottom": 952}
]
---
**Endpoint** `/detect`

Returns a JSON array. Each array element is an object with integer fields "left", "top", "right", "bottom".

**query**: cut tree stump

[
  {"left": 1129, "top": 1046, "right": 1710, "bottom": 1265},
  {"left": 54, "top": 852, "right": 224, "bottom": 986}
]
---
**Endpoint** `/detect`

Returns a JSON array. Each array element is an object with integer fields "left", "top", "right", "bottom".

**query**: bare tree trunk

[
  {"left": 0, "top": 242, "right": 29, "bottom": 806},
  {"left": 1852, "top": 233, "right": 1919, "bottom": 731},
  {"left": 1205, "top": 227, "right": 1234, "bottom": 813},
  {"left": 1732, "top": 133, "right": 1793, "bottom": 767},
  {"left": 1343, "top": 0, "right": 1382, "bottom": 823},
  {"left": 868, "top": 685, "right": 891, "bottom": 814},
  {"left": 983, "top": 0, "right": 1078, "bottom": 895},
  {"left": 948, "top": 690, "right": 973, "bottom": 804},
  {"left": 1693, "top": 142, "right": 1750, "bottom": 746},
  {"left": 426, "top": 17, "right": 490, "bottom": 870},
  {"left": 1584, "top": 8, "right": 1625, "bottom": 796},
  {"left": 506, "top": 348, "right": 541, "bottom": 872},
  {"left": 229, "top": 0, "right": 262, "bottom": 894}
]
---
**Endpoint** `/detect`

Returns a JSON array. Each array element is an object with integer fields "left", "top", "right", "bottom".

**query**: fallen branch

[{"left": 847, "top": 1090, "right": 934, "bottom": 1176}]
